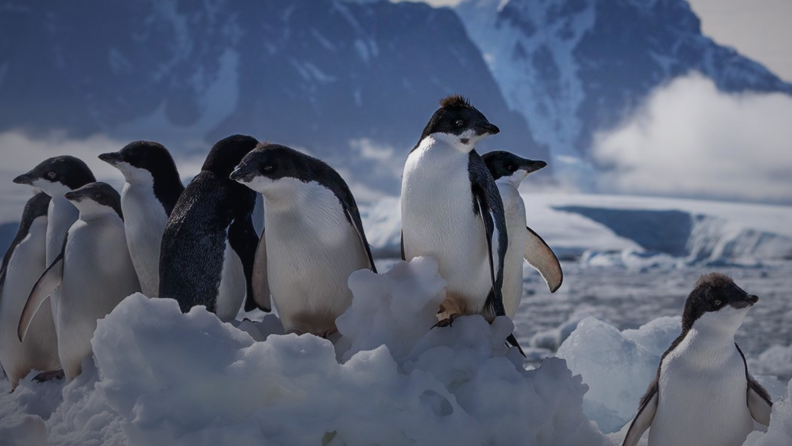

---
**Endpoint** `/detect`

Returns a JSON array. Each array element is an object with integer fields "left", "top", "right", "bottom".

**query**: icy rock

[
  {"left": 557, "top": 316, "right": 681, "bottom": 433},
  {"left": 530, "top": 310, "right": 595, "bottom": 351},
  {"left": 752, "top": 345, "right": 792, "bottom": 382},
  {"left": 743, "top": 379, "right": 792, "bottom": 446}
]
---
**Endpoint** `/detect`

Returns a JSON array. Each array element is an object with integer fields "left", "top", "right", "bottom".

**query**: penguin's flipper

[
  {"left": 524, "top": 226, "right": 563, "bottom": 293},
  {"left": 622, "top": 381, "right": 658, "bottom": 446},
  {"left": 229, "top": 216, "right": 262, "bottom": 313},
  {"left": 18, "top": 253, "right": 64, "bottom": 341},
  {"left": 400, "top": 230, "right": 406, "bottom": 261},
  {"left": 747, "top": 376, "right": 773, "bottom": 426},
  {"left": 252, "top": 231, "right": 271, "bottom": 313},
  {"left": 344, "top": 207, "right": 377, "bottom": 274},
  {"left": 469, "top": 152, "right": 508, "bottom": 317}
]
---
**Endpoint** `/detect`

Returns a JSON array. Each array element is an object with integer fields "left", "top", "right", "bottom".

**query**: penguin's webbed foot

[
  {"left": 33, "top": 369, "right": 64, "bottom": 383},
  {"left": 433, "top": 313, "right": 460, "bottom": 329}
]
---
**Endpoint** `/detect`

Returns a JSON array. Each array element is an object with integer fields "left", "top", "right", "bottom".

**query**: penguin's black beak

[
  {"left": 64, "top": 191, "right": 79, "bottom": 202},
  {"left": 13, "top": 173, "right": 34, "bottom": 185},
  {"left": 230, "top": 164, "right": 254, "bottom": 183},
  {"left": 748, "top": 295, "right": 759, "bottom": 305},
  {"left": 521, "top": 160, "right": 547, "bottom": 173},
  {"left": 98, "top": 152, "right": 122, "bottom": 165},
  {"left": 476, "top": 122, "right": 500, "bottom": 136}
]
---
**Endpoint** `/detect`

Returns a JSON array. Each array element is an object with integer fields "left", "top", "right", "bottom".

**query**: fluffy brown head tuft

[
  {"left": 694, "top": 272, "right": 734, "bottom": 289},
  {"left": 439, "top": 94, "right": 472, "bottom": 109}
]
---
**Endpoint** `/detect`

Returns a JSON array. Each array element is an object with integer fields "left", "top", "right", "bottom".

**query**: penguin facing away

[
  {"left": 19, "top": 182, "right": 140, "bottom": 382},
  {"left": 482, "top": 150, "right": 563, "bottom": 320},
  {"left": 622, "top": 273, "right": 772, "bottom": 446},
  {"left": 231, "top": 143, "right": 377, "bottom": 336},
  {"left": 99, "top": 141, "right": 185, "bottom": 297},
  {"left": 401, "top": 95, "right": 509, "bottom": 324},
  {"left": 0, "top": 192, "right": 60, "bottom": 389},
  {"left": 159, "top": 135, "right": 264, "bottom": 320}
]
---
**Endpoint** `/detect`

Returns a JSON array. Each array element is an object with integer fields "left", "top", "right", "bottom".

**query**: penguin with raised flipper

[
  {"left": 482, "top": 150, "right": 562, "bottom": 319},
  {"left": 159, "top": 135, "right": 264, "bottom": 320},
  {"left": 231, "top": 143, "right": 376, "bottom": 336},
  {"left": 99, "top": 141, "right": 185, "bottom": 297},
  {"left": 400, "top": 95, "right": 509, "bottom": 328},
  {"left": 0, "top": 192, "right": 60, "bottom": 389},
  {"left": 19, "top": 182, "right": 140, "bottom": 382},
  {"left": 622, "top": 273, "right": 772, "bottom": 446}
]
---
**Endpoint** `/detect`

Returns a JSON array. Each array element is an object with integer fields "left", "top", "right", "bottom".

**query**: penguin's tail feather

[{"left": 506, "top": 333, "right": 526, "bottom": 358}]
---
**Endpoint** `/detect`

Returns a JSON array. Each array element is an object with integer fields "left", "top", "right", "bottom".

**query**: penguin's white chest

[
  {"left": 650, "top": 337, "right": 753, "bottom": 446},
  {"left": 0, "top": 217, "right": 60, "bottom": 386},
  {"left": 121, "top": 182, "right": 169, "bottom": 297},
  {"left": 401, "top": 142, "right": 490, "bottom": 314},
  {"left": 496, "top": 182, "right": 527, "bottom": 319},
  {"left": 215, "top": 239, "right": 245, "bottom": 321},
  {"left": 263, "top": 180, "right": 369, "bottom": 334},
  {"left": 58, "top": 216, "right": 141, "bottom": 381}
]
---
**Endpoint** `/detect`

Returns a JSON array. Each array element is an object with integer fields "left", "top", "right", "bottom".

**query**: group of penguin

[{"left": 0, "top": 95, "right": 776, "bottom": 446}]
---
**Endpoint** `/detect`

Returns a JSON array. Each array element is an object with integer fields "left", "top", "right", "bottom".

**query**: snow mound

[
  {"left": 0, "top": 258, "right": 607, "bottom": 446},
  {"left": 557, "top": 316, "right": 681, "bottom": 433},
  {"left": 744, "top": 379, "right": 792, "bottom": 446}
]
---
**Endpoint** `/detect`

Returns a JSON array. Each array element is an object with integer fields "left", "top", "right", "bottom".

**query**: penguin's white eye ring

[
  {"left": 454, "top": 119, "right": 465, "bottom": 127},
  {"left": 263, "top": 165, "right": 274, "bottom": 172},
  {"left": 47, "top": 171, "right": 56, "bottom": 179},
  {"left": 714, "top": 299, "right": 722, "bottom": 306}
]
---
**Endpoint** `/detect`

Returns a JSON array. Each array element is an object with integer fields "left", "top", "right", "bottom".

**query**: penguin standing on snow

[
  {"left": 99, "top": 141, "right": 184, "bottom": 297},
  {"left": 482, "top": 151, "right": 562, "bottom": 320},
  {"left": 401, "top": 95, "right": 509, "bottom": 325},
  {"left": 19, "top": 183, "right": 140, "bottom": 382},
  {"left": 13, "top": 156, "right": 96, "bottom": 381},
  {"left": 0, "top": 192, "right": 60, "bottom": 389},
  {"left": 622, "top": 273, "right": 772, "bottom": 446},
  {"left": 159, "top": 135, "right": 263, "bottom": 320},
  {"left": 231, "top": 143, "right": 377, "bottom": 336}
]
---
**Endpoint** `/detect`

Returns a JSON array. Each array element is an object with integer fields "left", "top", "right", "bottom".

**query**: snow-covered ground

[{"left": 1, "top": 192, "right": 791, "bottom": 445}]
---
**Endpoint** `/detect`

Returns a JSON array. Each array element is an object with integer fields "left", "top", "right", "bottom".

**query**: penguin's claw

[{"left": 33, "top": 369, "right": 64, "bottom": 383}]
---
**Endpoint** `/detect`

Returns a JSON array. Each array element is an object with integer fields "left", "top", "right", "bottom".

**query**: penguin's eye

[
  {"left": 714, "top": 300, "right": 722, "bottom": 307},
  {"left": 454, "top": 119, "right": 465, "bottom": 128},
  {"left": 95, "top": 193, "right": 102, "bottom": 200},
  {"left": 507, "top": 164, "right": 517, "bottom": 172},
  {"left": 263, "top": 165, "right": 274, "bottom": 172},
  {"left": 47, "top": 171, "right": 56, "bottom": 180}
]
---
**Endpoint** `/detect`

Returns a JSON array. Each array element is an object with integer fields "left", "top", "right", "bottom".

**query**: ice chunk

[
  {"left": 743, "top": 379, "right": 792, "bottom": 446},
  {"left": 557, "top": 316, "right": 681, "bottom": 433}
]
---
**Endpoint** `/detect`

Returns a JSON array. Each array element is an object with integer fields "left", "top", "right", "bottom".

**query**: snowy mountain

[
  {"left": 0, "top": 0, "right": 542, "bottom": 194},
  {"left": 454, "top": 0, "right": 792, "bottom": 185}
]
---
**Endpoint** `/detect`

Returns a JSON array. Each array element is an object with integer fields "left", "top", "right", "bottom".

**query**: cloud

[
  {"left": 0, "top": 131, "right": 204, "bottom": 222},
  {"left": 592, "top": 73, "right": 792, "bottom": 203}
]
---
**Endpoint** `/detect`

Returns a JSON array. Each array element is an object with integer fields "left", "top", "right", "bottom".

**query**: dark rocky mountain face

[{"left": 0, "top": 0, "right": 544, "bottom": 194}]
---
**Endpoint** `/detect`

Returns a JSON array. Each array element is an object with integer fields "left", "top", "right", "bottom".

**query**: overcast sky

[{"left": 401, "top": 0, "right": 792, "bottom": 81}]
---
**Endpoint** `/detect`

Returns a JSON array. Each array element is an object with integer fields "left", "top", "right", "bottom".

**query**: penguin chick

[
  {"left": 231, "top": 143, "right": 376, "bottom": 336},
  {"left": 401, "top": 95, "right": 508, "bottom": 325},
  {"left": 622, "top": 273, "right": 772, "bottom": 446},
  {"left": 19, "top": 182, "right": 140, "bottom": 382},
  {"left": 99, "top": 141, "right": 185, "bottom": 297}
]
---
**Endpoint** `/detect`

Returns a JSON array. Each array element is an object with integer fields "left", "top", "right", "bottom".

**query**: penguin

[
  {"left": 99, "top": 141, "right": 185, "bottom": 297},
  {"left": 482, "top": 150, "right": 563, "bottom": 320},
  {"left": 159, "top": 135, "right": 263, "bottom": 320},
  {"left": 401, "top": 95, "right": 509, "bottom": 325},
  {"left": 622, "top": 273, "right": 772, "bottom": 446},
  {"left": 230, "top": 143, "right": 377, "bottom": 336},
  {"left": 13, "top": 156, "right": 96, "bottom": 380},
  {"left": 0, "top": 192, "right": 60, "bottom": 389},
  {"left": 18, "top": 182, "right": 141, "bottom": 382}
]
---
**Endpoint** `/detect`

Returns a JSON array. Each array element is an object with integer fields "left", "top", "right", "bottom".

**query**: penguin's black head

[
  {"left": 231, "top": 143, "right": 338, "bottom": 195},
  {"left": 99, "top": 141, "right": 180, "bottom": 181},
  {"left": 13, "top": 156, "right": 96, "bottom": 196},
  {"left": 64, "top": 182, "right": 123, "bottom": 219},
  {"left": 416, "top": 95, "right": 500, "bottom": 151},
  {"left": 202, "top": 135, "right": 259, "bottom": 177},
  {"left": 482, "top": 151, "right": 547, "bottom": 182},
  {"left": 682, "top": 273, "right": 758, "bottom": 332},
  {"left": 25, "top": 192, "right": 52, "bottom": 220}
]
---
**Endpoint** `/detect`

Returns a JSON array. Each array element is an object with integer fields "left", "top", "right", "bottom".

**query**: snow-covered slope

[{"left": 454, "top": 0, "right": 792, "bottom": 186}]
